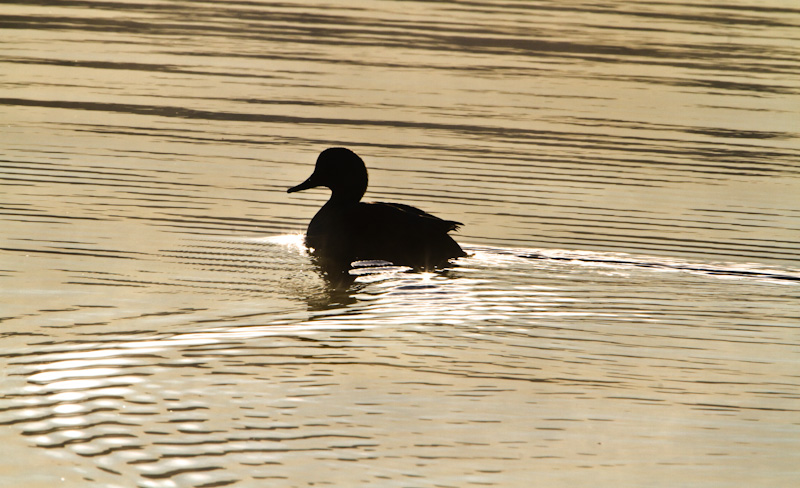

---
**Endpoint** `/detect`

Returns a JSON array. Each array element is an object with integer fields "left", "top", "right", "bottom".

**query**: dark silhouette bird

[{"left": 288, "top": 148, "right": 465, "bottom": 275}]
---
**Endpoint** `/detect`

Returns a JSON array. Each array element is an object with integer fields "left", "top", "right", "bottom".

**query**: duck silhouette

[{"left": 288, "top": 148, "right": 465, "bottom": 274}]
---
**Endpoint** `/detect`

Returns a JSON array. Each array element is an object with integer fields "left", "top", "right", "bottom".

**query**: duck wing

[
  {"left": 343, "top": 202, "right": 465, "bottom": 267},
  {"left": 373, "top": 202, "right": 463, "bottom": 233}
]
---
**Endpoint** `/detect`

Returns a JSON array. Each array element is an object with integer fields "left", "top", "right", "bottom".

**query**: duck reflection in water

[{"left": 288, "top": 148, "right": 465, "bottom": 286}]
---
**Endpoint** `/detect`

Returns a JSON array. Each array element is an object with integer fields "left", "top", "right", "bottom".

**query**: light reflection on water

[{"left": 2, "top": 236, "right": 799, "bottom": 486}]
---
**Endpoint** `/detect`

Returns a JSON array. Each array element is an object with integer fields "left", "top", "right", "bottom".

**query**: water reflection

[{"left": 2, "top": 240, "right": 799, "bottom": 486}]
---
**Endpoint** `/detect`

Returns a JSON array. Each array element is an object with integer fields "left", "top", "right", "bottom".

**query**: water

[{"left": 2, "top": 1, "right": 799, "bottom": 486}]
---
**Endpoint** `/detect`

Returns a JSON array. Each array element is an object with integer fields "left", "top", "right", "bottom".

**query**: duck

[{"left": 287, "top": 148, "right": 465, "bottom": 272}]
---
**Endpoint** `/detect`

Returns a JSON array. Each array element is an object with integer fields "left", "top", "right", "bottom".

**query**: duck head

[{"left": 287, "top": 147, "right": 368, "bottom": 204}]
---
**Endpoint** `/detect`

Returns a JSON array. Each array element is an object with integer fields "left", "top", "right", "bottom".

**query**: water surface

[{"left": 2, "top": 1, "right": 799, "bottom": 487}]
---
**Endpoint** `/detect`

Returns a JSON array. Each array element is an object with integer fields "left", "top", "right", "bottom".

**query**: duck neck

[{"left": 327, "top": 187, "right": 365, "bottom": 206}]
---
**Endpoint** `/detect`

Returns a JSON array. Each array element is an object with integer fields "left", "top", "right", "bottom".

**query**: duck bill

[{"left": 287, "top": 175, "right": 318, "bottom": 193}]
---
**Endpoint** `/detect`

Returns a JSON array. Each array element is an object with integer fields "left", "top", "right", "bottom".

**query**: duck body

[
  {"left": 288, "top": 148, "right": 465, "bottom": 271},
  {"left": 306, "top": 199, "right": 464, "bottom": 268}
]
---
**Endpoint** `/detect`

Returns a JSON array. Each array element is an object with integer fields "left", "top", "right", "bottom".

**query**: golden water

[{"left": 1, "top": 1, "right": 799, "bottom": 486}]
